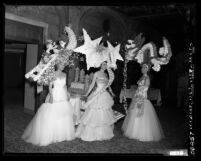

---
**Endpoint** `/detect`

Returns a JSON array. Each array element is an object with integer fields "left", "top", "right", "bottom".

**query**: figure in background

[
  {"left": 122, "top": 64, "right": 164, "bottom": 141},
  {"left": 110, "top": 60, "right": 124, "bottom": 111},
  {"left": 22, "top": 63, "right": 75, "bottom": 146},
  {"left": 75, "top": 61, "right": 116, "bottom": 141},
  {"left": 67, "top": 57, "right": 79, "bottom": 87}
]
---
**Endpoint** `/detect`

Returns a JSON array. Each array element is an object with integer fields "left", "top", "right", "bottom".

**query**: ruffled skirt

[{"left": 75, "top": 91, "right": 116, "bottom": 141}]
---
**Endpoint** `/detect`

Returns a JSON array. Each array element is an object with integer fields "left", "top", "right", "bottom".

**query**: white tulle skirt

[
  {"left": 75, "top": 91, "right": 116, "bottom": 141},
  {"left": 122, "top": 99, "right": 164, "bottom": 142},
  {"left": 22, "top": 101, "right": 75, "bottom": 146}
]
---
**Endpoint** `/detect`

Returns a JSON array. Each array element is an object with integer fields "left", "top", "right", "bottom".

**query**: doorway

[
  {"left": 4, "top": 40, "right": 40, "bottom": 110},
  {"left": 4, "top": 40, "right": 27, "bottom": 107},
  {"left": 5, "top": 13, "right": 48, "bottom": 113}
]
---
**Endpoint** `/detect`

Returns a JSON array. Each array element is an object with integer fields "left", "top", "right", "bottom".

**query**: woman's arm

[
  {"left": 49, "top": 82, "right": 53, "bottom": 103},
  {"left": 108, "top": 86, "right": 115, "bottom": 97},
  {"left": 49, "top": 82, "right": 53, "bottom": 94},
  {"left": 145, "top": 77, "right": 150, "bottom": 87},
  {"left": 85, "top": 72, "right": 97, "bottom": 96}
]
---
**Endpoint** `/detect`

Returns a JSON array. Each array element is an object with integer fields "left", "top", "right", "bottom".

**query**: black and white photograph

[{"left": 3, "top": 3, "right": 196, "bottom": 156}]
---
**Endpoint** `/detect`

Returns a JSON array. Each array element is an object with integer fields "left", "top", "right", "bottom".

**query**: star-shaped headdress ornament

[{"left": 73, "top": 28, "right": 123, "bottom": 70}]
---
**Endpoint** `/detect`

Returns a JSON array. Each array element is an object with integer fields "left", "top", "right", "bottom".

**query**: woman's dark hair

[
  {"left": 87, "top": 61, "right": 108, "bottom": 76},
  {"left": 99, "top": 61, "right": 107, "bottom": 70},
  {"left": 101, "top": 61, "right": 109, "bottom": 76}
]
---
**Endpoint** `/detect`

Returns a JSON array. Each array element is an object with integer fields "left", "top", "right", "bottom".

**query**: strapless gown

[
  {"left": 75, "top": 77, "right": 117, "bottom": 141},
  {"left": 22, "top": 77, "right": 75, "bottom": 146}
]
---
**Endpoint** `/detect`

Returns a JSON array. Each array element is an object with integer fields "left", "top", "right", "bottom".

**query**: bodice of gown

[
  {"left": 134, "top": 76, "right": 149, "bottom": 100},
  {"left": 53, "top": 77, "right": 66, "bottom": 88},
  {"left": 52, "top": 77, "right": 68, "bottom": 102},
  {"left": 96, "top": 77, "right": 108, "bottom": 90}
]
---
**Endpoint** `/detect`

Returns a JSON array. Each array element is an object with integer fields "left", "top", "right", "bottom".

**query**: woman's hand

[{"left": 108, "top": 87, "right": 115, "bottom": 98}]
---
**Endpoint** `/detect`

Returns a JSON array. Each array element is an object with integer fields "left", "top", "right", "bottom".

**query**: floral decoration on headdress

[
  {"left": 125, "top": 34, "right": 172, "bottom": 72},
  {"left": 25, "top": 25, "right": 77, "bottom": 85}
]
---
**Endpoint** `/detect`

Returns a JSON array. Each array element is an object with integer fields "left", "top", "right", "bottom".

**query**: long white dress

[
  {"left": 75, "top": 76, "right": 117, "bottom": 141},
  {"left": 22, "top": 77, "right": 75, "bottom": 146},
  {"left": 122, "top": 76, "right": 164, "bottom": 141}
]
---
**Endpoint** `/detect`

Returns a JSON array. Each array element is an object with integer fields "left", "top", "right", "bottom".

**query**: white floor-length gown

[
  {"left": 22, "top": 77, "right": 75, "bottom": 146},
  {"left": 122, "top": 76, "right": 164, "bottom": 141},
  {"left": 75, "top": 76, "right": 117, "bottom": 141}
]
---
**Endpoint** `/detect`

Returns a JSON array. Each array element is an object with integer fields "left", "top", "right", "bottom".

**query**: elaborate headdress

[
  {"left": 25, "top": 25, "right": 77, "bottom": 85},
  {"left": 73, "top": 29, "right": 124, "bottom": 111},
  {"left": 125, "top": 33, "right": 172, "bottom": 71}
]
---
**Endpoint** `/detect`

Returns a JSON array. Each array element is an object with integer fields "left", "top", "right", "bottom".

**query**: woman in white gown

[
  {"left": 75, "top": 61, "right": 117, "bottom": 141},
  {"left": 22, "top": 64, "right": 75, "bottom": 146},
  {"left": 122, "top": 63, "right": 164, "bottom": 141}
]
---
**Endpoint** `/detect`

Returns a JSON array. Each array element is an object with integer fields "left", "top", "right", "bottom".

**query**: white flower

[
  {"left": 53, "top": 48, "right": 60, "bottom": 54},
  {"left": 159, "top": 47, "right": 165, "bottom": 55},
  {"left": 127, "top": 40, "right": 134, "bottom": 44},
  {"left": 59, "top": 40, "right": 66, "bottom": 48},
  {"left": 160, "top": 58, "right": 167, "bottom": 63},
  {"left": 160, "top": 47, "right": 168, "bottom": 56},
  {"left": 125, "top": 44, "right": 131, "bottom": 49},
  {"left": 152, "top": 64, "right": 160, "bottom": 71},
  {"left": 130, "top": 44, "right": 136, "bottom": 48},
  {"left": 135, "top": 51, "right": 143, "bottom": 63}
]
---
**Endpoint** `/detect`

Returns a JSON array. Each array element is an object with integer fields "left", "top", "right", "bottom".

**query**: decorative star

[
  {"left": 73, "top": 28, "right": 103, "bottom": 70},
  {"left": 107, "top": 41, "right": 123, "bottom": 64}
]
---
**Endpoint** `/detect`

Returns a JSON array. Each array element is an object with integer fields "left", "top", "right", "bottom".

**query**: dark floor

[{"left": 3, "top": 88, "right": 189, "bottom": 154}]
